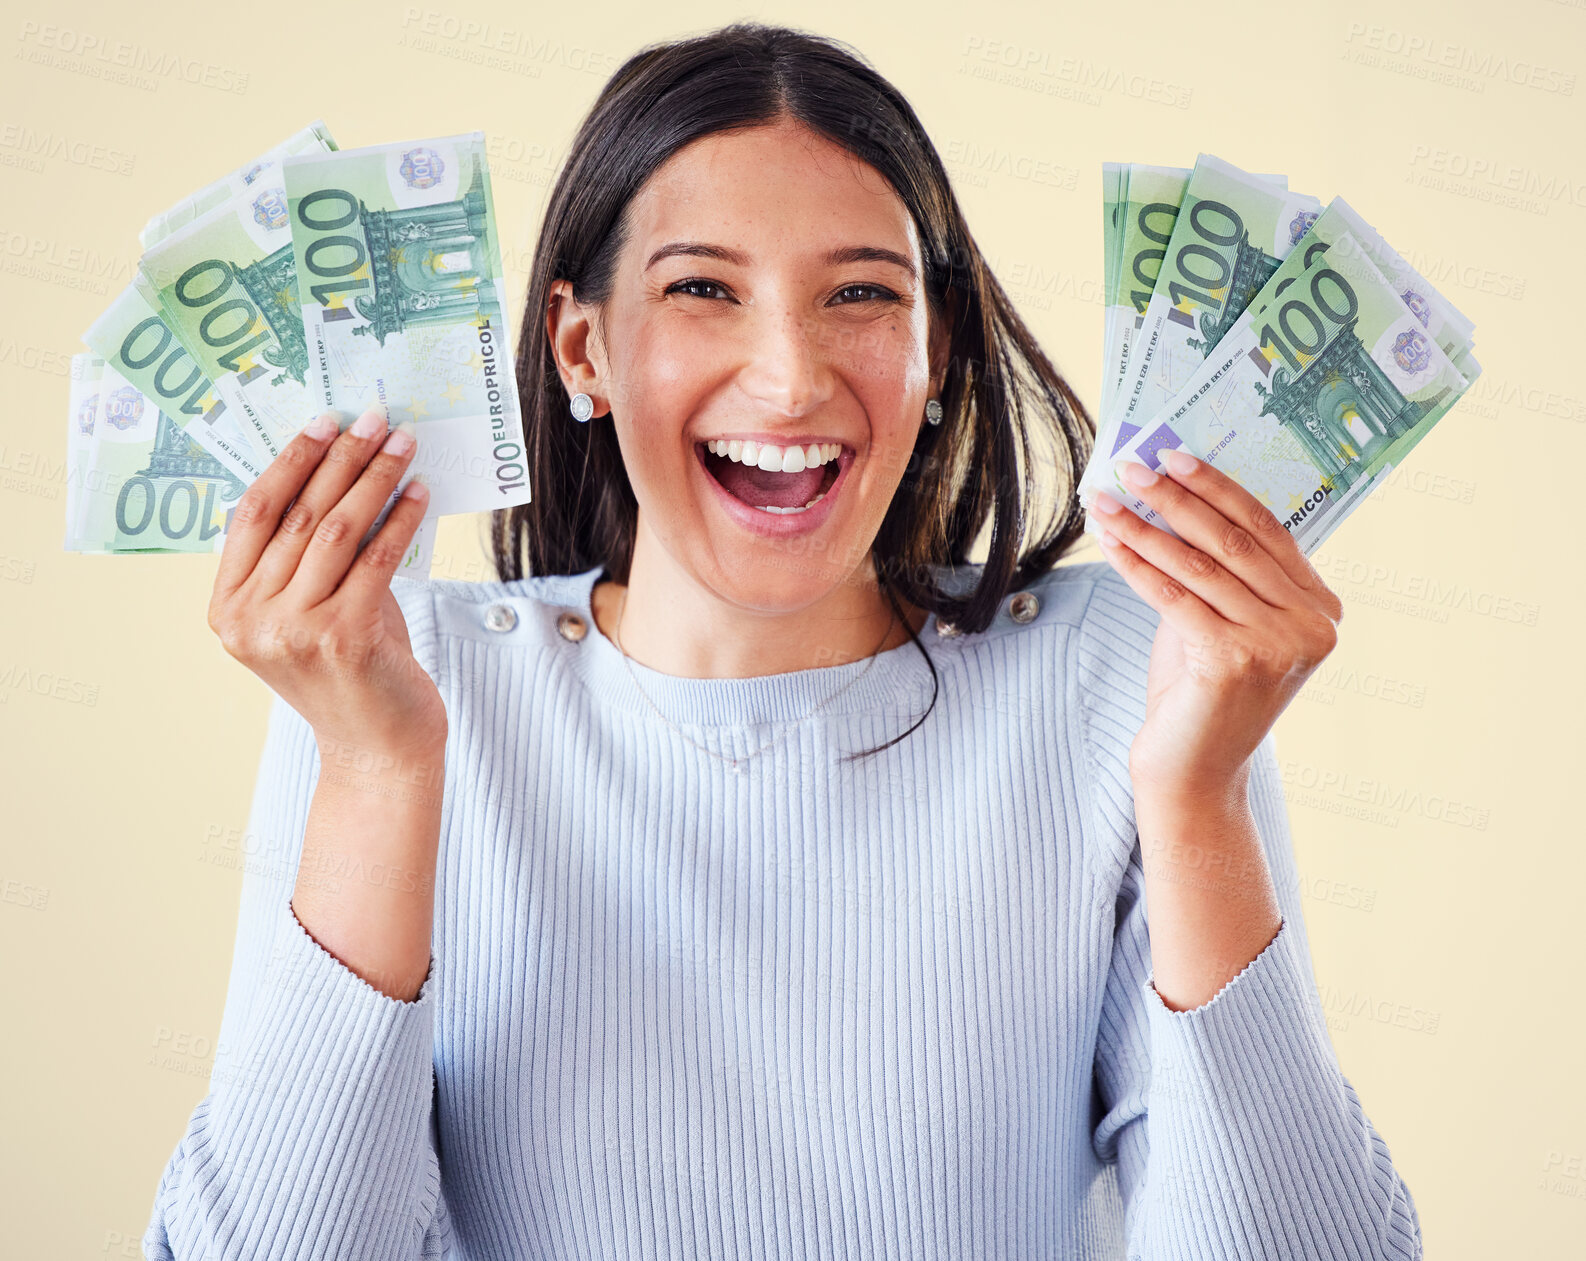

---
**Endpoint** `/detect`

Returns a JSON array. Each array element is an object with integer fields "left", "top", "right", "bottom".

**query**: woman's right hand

[{"left": 207, "top": 406, "right": 446, "bottom": 760}]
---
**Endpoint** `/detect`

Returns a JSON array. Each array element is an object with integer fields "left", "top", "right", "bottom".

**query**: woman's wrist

[
  {"left": 290, "top": 733, "right": 447, "bottom": 1002},
  {"left": 311, "top": 730, "right": 448, "bottom": 810},
  {"left": 1132, "top": 789, "right": 1283, "bottom": 1012}
]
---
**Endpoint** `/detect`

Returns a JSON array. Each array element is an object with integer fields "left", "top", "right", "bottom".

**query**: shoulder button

[
  {"left": 935, "top": 618, "right": 963, "bottom": 638},
  {"left": 1008, "top": 591, "right": 1040, "bottom": 624},
  {"left": 556, "top": 611, "right": 588, "bottom": 642},
  {"left": 483, "top": 603, "right": 518, "bottom": 633}
]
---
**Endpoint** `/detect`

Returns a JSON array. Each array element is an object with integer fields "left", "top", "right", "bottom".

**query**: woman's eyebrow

[{"left": 644, "top": 241, "right": 916, "bottom": 280}]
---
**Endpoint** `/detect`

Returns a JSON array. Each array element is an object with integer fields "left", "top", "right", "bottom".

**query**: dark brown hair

[{"left": 491, "top": 20, "right": 1095, "bottom": 757}]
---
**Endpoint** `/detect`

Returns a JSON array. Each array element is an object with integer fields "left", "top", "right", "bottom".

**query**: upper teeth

[{"left": 705, "top": 439, "right": 842, "bottom": 473}]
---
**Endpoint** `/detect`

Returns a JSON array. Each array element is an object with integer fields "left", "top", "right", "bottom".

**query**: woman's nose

[{"left": 734, "top": 306, "right": 834, "bottom": 418}]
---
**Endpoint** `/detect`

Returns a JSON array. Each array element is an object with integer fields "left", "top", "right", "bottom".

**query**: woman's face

[{"left": 553, "top": 117, "right": 947, "bottom": 612}]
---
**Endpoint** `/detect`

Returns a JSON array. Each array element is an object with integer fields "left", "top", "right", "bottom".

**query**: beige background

[{"left": 2, "top": 0, "right": 1580, "bottom": 1254}]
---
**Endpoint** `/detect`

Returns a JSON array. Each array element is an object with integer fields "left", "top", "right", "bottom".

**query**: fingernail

[
  {"left": 402, "top": 478, "right": 429, "bottom": 502},
  {"left": 303, "top": 412, "right": 338, "bottom": 440},
  {"left": 1161, "top": 448, "right": 1199, "bottom": 475},
  {"left": 1092, "top": 491, "right": 1123, "bottom": 515},
  {"left": 382, "top": 424, "right": 415, "bottom": 456},
  {"left": 1116, "top": 459, "right": 1158, "bottom": 487},
  {"left": 350, "top": 407, "right": 386, "bottom": 439}
]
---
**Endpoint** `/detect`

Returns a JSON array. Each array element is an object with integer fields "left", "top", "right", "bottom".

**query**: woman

[{"left": 145, "top": 21, "right": 1421, "bottom": 1261}]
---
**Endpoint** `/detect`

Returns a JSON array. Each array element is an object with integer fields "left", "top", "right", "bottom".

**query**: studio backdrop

[{"left": 1, "top": 1, "right": 1578, "bottom": 1257}]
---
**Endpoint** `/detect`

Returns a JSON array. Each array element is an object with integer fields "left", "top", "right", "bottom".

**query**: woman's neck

[{"left": 590, "top": 522, "right": 927, "bottom": 679}]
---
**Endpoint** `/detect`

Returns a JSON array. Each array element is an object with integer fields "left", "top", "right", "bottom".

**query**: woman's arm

[
  {"left": 291, "top": 725, "right": 447, "bottom": 1003},
  {"left": 1131, "top": 778, "right": 1283, "bottom": 1013},
  {"left": 1080, "top": 451, "right": 1422, "bottom": 1252},
  {"left": 144, "top": 412, "right": 455, "bottom": 1259},
  {"left": 143, "top": 693, "right": 454, "bottom": 1261},
  {"left": 1092, "top": 732, "right": 1422, "bottom": 1259},
  {"left": 1077, "top": 555, "right": 1422, "bottom": 1258}
]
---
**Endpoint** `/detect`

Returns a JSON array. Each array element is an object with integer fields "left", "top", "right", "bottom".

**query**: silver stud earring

[
  {"left": 925, "top": 398, "right": 943, "bottom": 426},
  {"left": 570, "top": 392, "right": 594, "bottom": 423}
]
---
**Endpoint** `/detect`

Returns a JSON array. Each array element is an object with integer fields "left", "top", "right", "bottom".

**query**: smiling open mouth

[{"left": 697, "top": 439, "right": 845, "bottom": 514}]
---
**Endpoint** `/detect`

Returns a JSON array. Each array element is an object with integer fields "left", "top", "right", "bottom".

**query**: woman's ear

[{"left": 546, "top": 279, "right": 609, "bottom": 418}]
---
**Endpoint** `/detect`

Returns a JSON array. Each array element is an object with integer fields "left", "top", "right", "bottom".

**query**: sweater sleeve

[
  {"left": 1088, "top": 729, "right": 1423, "bottom": 1259},
  {"left": 1074, "top": 564, "right": 1421, "bottom": 1259},
  {"left": 143, "top": 583, "right": 452, "bottom": 1259}
]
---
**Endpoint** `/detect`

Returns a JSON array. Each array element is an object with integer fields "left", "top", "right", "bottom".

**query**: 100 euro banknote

[
  {"left": 1101, "top": 164, "right": 1189, "bottom": 424},
  {"left": 1095, "top": 154, "right": 1321, "bottom": 471},
  {"left": 66, "top": 356, "right": 244, "bottom": 554},
  {"left": 1099, "top": 163, "right": 1292, "bottom": 429},
  {"left": 136, "top": 177, "right": 315, "bottom": 464},
  {"left": 282, "top": 131, "right": 530, "bottom": 519},
  {"left": 1085, "top": 198, "right": 1476, "bottom": 557},
  {"left": 65, "top": 353, "right": 103, "bottom": 548},
  {"left": 117, "top": 126, "right": 438, "bottom": 570},
  {"left": 82, "top": 281, "right": 266, "bottom": 485},
  {"left": 138, "top": 121, "right": 338, "bottom": 251}
]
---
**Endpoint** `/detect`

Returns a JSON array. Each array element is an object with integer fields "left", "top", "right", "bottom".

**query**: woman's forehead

[{"left": 627, "top": 125, "right": 917, "bottom": 261}]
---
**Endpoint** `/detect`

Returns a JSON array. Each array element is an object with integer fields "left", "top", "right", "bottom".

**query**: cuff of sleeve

[
  {"left": 1140, "top": 914, "right": 1340, "bottom": 1133},
  {"left": 1145, "top": 915, "right": 1289, "bottom": 1018},
  {"left": 211, "top": 895, "right": 437, "bottom": 1134},
  {"left": 1134, "top": 921, "right": 1415, "bottom": 1253}
]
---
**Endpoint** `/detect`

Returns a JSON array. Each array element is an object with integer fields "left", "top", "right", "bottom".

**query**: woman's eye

[
  {"left": 833, "top": 283, "right": 897, "bottom": 305},
  {"left": 666, "top": 278, "right": 730, "bottom": 300}
]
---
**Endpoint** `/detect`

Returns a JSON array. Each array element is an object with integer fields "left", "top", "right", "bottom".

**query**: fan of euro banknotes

[
  {"left": 1083, "top": 154, "right": 1480, "bottom": 556},
  {"left": 65, "top": 121, "right": 530, "bottom": 576}
]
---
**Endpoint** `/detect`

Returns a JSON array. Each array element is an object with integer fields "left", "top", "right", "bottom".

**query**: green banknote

[
  {"left": 1335, "top": 209, "right": 1474, "bottom": 362},
  {"left": 282, "top": 131, "right": 529, "bottom": 517},
  {"left": 1101, "top": 164, "right": 1189, "bottom": 426},
  {"left": 1102, "top": 161, "right": 1122, "bottom": 420},
  {"left": 82, "top": 281, "right": 266, "bottom": 483},
  {"left": 1093, "top": 154, "right": 1322, "bottom": 474},
  {"left": 138, "top": 122, "right": 337, "bottom": 251},
  {"left": 69, "top": 362, "right": 245, "bottom": 554},
  {"left": 65, "top": 353, "right": 104, "bottom": 550},
  {"left": 124, "top": 124, "right": 336, "bottom": 474},
  {"left": 1290, "top": 343, "right": 1482, "bottom": 558},
  {"left": 1086, "top": 198, "right": 1474, "bottom": 557},
  {"left": 1099, "top": 164, "right": 1293, "bottom": 433},
  {"left": 137, "top": 177, "right": 313, "bottom": 462},
  {"left": 1450, "top": 344, "right": 1480, "bottom": 382}
]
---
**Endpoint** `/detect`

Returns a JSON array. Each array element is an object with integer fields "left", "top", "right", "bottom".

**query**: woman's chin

[{"left": 690, "top": 526, "right": 870, "bottom": 613}]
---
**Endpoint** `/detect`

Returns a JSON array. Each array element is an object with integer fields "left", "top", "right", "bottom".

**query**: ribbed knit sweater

[{"left": 143, "top": 558, "right": 1422, "bottom": 1260}]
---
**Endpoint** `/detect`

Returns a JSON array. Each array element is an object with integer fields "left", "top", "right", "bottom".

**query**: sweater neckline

[{"left": 562, "top": 566, "right": 948, "bottom": 730}]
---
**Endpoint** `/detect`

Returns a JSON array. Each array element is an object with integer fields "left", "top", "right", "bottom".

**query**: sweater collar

[{"left": 560, "top": 565, "right": 957, "bottom": 731}]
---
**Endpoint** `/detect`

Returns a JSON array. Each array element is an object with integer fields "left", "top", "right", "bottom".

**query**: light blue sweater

[{"left": 144, "top": 559, "right": 1422, "bottom": 1260}]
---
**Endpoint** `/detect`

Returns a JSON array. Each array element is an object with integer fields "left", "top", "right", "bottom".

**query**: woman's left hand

[{"left": 1090, "top": 449, "right": 1345, "bottom": 811}]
